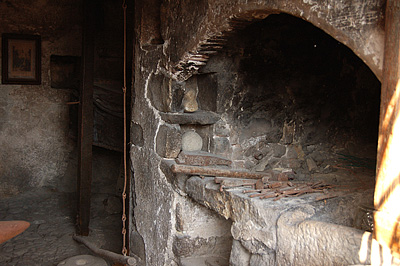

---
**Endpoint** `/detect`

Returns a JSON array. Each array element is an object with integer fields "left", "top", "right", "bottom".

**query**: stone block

[
  {"left": 249, "top": 253, "right": 276, "bottom": 266},
  {"left": 270, "top": 143, "right": 286, "bottom": 158},
  {"left": 278, "top": 158, "right": 302, "bottom": 169},
  {"left": 171, "top": 80, "right": 185, "bottom": 112},
  {"left": 147, "top": 73, "right": 171, "bottom": 112},
  {"left": 230, "top": 240, "right": 251, "bottom": 266},
  {"left": 176, "top": 150, "right": 231, "bottom": 166},
  {"left": 254, "top": 157, "right": 269, "bottom": 172},
  {"left": 160, "top": 159, "right": 188, "bottom": 192},
  {"left": 131, "top": 122, "right": 144, "bottom": 147},
  {"left": 156, "top": 124, "right": 182, "bottom": 158},
  {"left": 309, "top": 150, "right": 327, "bottom": 163},
  {"left": 281, "top": 121, "right": 295, "bottom": 145},
  {"left": 211, "top": 137, "right": 231, "bottom": 155},
  {"left": 129, "top": 230, "right": 146, "bottom": 263},
  {"left": 285, "top": 145, "right": 298, "bottom": 159},
  {"left": 213, "top": 120, "right": 230, "bottom": 137},
  {"left": 306, "top": 158, "right": 318, "bottom": 172},
  {"left": 160, "top": 111, "right": 221, "bottom": 125},
  {"left": 277, "top": 210, "right": 373, "bottom": 266},
  {"left": 180, "top": 256, "right": 229, "bottom": 266},
  {"left": 173, "top": 235, "right": 232, "bottom": 259}
]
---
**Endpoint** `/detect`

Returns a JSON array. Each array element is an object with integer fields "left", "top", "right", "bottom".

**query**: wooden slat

[
  {"left": 77, "top": 0, "right": 96, "bottom": 236},
  {"left": 374, "top": 0, "right": 400, "bottom": 258}
]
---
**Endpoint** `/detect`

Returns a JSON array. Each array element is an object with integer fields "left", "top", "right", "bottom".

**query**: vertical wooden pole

[
  {"left": 77, "top": 0, "right": 95, "bottom": 236},
  {"left": 374, "top": 0, "right": 400, "bottom": 257}
]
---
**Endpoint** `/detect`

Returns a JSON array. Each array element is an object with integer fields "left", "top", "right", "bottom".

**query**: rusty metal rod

[
  {"left": 214, "top": 177, "right": 258, "bottom": 184},
  {"left": 73, "top": 235, "right": 141, "bottom": 266},
  {"left": 171, "top": 164, "right": 272, "bottom": 180}
]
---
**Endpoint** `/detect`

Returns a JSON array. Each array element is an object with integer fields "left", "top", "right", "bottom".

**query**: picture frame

[{"left": 2, "top": 34, "right": 41, "bottom": 85}]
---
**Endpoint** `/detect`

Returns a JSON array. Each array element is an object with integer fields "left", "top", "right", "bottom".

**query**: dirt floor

[{"left": 0, "top": 187, "right": 123, "bottom": 266}]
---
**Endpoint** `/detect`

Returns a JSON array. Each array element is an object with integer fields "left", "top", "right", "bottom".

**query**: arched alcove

[
  {"left": 167, "top": 1, "right": 385, "bottom": 82},
  {"left": 193, "top": 13, "right": 381, "bottom": 222},
  {"left": 132, "top": 2, "right": 389, "bottom": 264}
]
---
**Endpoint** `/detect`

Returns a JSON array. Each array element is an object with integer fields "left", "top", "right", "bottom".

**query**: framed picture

[{"left": 2, "top": 34, "right": 41, "bottom": 85}]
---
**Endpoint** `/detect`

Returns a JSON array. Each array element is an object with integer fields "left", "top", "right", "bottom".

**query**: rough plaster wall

[
  {"left": 0, "top": 0, "right": 82, "bottom": 196},
  {"left": 161, "top": 0, "right": 385, "bottom": 81}
]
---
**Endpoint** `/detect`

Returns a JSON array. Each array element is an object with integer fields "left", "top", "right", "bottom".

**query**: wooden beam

[
  {"left": 374, "top": 0, "right": 400, "bottom": 258},
  {"left": 77, "top": 0, "right": 96, "bottom": 236}
]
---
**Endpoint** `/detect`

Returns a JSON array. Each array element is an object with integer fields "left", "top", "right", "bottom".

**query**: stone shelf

[
  {"left": 159, "top": 110, "right": 220, "bottom": 125},
  {"left": 176, "top": 150, "right": 232, "bottom": 166},
  {"left": 184, "top": 176, "right": 375, "bottom": 265}
]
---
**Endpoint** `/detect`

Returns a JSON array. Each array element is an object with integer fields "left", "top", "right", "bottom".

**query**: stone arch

[{"left": 168, "top": 1, "right": 385, "bottom": 82}]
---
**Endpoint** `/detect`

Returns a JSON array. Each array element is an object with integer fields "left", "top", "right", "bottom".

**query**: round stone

[
  {"left": 76, "top": 259, "right": 87, "bottom": 265},
  {"left": 57, "top": 255, "right": 107, "bottom": 266},
  {"left": 181, "top": 131, "right": 203, "bottom": 151}
]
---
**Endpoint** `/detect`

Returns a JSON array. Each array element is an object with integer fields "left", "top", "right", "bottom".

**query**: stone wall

[
  {"left": 131, "top": 0, "right": 386, "bottom": 265},
  {"left": 161, "top": 0, "right": 385, "bottom": 81},
  {"left": 200, "top": 13, "right": 381, "bottom": 174}
]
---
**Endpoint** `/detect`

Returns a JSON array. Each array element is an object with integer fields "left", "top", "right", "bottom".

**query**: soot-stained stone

[
  {"left": 156, "top": 124, "right": 182, "bottom": 158},
  {"left": 306, "top": 158, "right": 318, "bottom": 172},
  {"left": 212, "top": 136, "right": 231, "bottom": 155},
  {"left": 197, "top": 73, "right": 218, "bottom": 112},
  {"left": 160, "top": 111, "right": 221, "bottom": 125},
  {"left": 131, "top": 122, "right": 144, "bottom": 147},
  {"left": 286, "top": 145, "right": 299, "bottom": 159},
  {"left": 271, "top": 143, "right": 286, "bottom": 158},
  {"left": 176, "top": 150, "right": 232, "bottom": 166}
]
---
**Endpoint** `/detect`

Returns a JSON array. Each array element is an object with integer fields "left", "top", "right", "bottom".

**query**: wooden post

[
  {"left": 77, "top": 0, "right": 95, "bottom": 236},
  {"left": 374, "top": 0, "right": 400, "bottom": 257}
]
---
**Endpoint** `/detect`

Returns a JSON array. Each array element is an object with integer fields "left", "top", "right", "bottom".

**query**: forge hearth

[
  {"left": 131, "top": 1, "right": 400, "bottom": 265},
  {"left": 199, "top": 14, "right": 380, "bottom": 185},
  {"left": 161, "top": 14, "right": 380, "bottom": 265},
  {"left": 162, "top": 14, "right": 380, "bottom": 203}
]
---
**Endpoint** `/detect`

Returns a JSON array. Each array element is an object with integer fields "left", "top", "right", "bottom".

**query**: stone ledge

[
  {"left": 159, "top": 111, "right": 220, "bottom": 125},
  {"left": 185, "top": 176, "right": 320, "bottom": 221},
  {"left": 176, "top": 150, "right": 232, "bottom": 166},
  {"left": 184, "top": 176, "right": 377, "bottom": 265}
]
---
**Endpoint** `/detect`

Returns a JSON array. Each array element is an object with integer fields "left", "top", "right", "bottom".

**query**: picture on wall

[{"left": 2, "top": 34, "right": 41, "bottom": 85}]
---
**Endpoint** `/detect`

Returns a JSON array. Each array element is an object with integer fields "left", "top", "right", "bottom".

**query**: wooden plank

[
  {"left": 374, "top": 0, "right": 400, "bottom": 258},
  {"left": 77, "top": 0, "right": 96, "bottom": 236}
]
